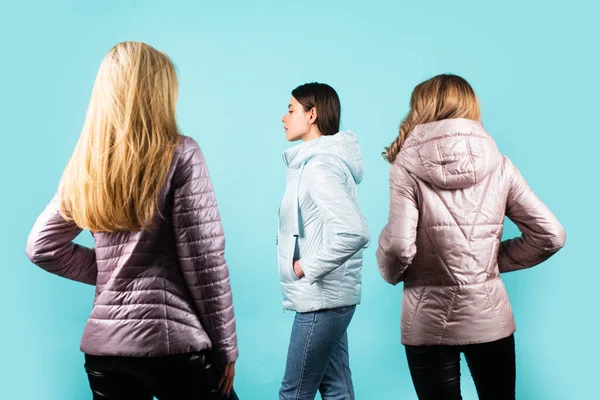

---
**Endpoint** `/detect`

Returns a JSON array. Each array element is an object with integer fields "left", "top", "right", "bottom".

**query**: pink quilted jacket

[
  {"left": 377, "top": 118, "right": 566, "bottom": 346},
  {"left": 26, "top": 136, "right": 238, "bottom": 363}
]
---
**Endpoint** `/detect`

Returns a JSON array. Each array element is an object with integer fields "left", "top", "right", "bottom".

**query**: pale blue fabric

[{"left": 277, "top": 130, "right": 370, "bottom": 312}]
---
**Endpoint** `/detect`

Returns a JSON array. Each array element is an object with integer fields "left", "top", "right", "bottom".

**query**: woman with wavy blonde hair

[
  {"left": 377, "top": 74, "right": 565, "bottom": 399},
  {"left": 26, "top": 42, "right": 238, "bottom": 399}
]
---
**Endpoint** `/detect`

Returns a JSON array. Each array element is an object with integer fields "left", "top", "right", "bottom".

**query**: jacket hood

[
  {"left": 396, "top": 118, "right": 502, "bottom": 189},
  {"left": 283, "top": 130, "right": 364, "bottom": 184}
]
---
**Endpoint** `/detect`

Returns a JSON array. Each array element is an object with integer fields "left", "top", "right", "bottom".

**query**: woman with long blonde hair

[
  {"left": 26, "top": 42, "right": 238, "bottom": 399},
  {"left": 377, "top": 74, "right": 566, "bottom": 399}
]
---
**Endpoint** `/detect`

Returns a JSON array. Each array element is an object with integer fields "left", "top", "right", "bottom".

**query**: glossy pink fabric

[{"left": 377, "top": 118, "right": 566, "bottom": 346}]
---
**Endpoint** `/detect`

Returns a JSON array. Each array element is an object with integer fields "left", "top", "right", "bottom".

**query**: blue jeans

[{"left": 280, "top": 305, "right": 356, "bottom": 400}]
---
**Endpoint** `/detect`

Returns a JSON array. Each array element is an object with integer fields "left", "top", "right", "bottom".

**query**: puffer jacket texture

[
  {"left": 26, "top": 136, "right": 238, "bottom": 363},
  {"left": 278, "top": 130, "right": 370, "bottom": 313},
  {"left": 376, "top": 118, "right": 566, "bottom": 346}
]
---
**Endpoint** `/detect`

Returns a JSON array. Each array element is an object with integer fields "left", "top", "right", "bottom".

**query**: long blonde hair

[
  {"left": 383, "top": 74, "right": 481, "bottom": 163},
  {"left": 59, "top": 42, "right": 181, "bottom": 232}
]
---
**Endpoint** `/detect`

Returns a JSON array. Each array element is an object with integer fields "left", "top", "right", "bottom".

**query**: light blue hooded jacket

[{"left": 277, "top": 130, "right": 370, "bottom": 312}]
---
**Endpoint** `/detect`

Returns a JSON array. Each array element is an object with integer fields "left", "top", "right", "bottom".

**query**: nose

[{"left": 281, "top": 115, "right": 286, "bottom": 123}]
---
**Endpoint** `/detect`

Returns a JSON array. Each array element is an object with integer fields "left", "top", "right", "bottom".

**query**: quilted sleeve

[
  {"left": 25, "top": 194, "right": 97, "bottom": 285},
  {"left": 298, "top": 156, "right": 370, "bottom": 284},
  {"left": 376, "top": 164, "right": 419, "bottom": 285},
  {"left": 172, "top": 138, "right": 238, "bottom": 364},
  {"left": 498, "top": 158, "right": 566, "bottom": 273}
]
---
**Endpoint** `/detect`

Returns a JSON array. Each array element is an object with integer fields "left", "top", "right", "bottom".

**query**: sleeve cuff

[{"left": 215, "top": 347, "right": 239, "bottom": 364}]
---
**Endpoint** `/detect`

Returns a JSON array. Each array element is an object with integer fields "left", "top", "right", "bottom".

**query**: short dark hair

[{"left": 291, "top": 82, "right": 341, "bottom": 136}]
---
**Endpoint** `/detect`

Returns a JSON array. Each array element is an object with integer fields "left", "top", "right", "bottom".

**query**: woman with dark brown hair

[{"left": 277, "top": 82, "right": 370, "bottom": 400}]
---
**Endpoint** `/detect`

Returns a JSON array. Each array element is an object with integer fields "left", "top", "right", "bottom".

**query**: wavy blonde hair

[
  {"left": 58, "top": 42, "right": 181, "bottom": 232},
  {"left": 383, "top": 74, "right": 481, "bottom": 163}
]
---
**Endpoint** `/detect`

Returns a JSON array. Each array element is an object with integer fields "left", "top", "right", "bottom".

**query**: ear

[{"left": 308, "top": 107, "right": 318, "bottom": 124}]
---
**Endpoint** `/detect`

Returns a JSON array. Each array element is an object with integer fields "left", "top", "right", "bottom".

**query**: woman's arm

[{"left": 26, "top": 195, "right": 97, "bottom": 285}]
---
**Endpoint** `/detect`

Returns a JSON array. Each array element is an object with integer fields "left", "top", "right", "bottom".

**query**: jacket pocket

[{"left": 278, "top": 234, "right": 299, "bottom": 283}]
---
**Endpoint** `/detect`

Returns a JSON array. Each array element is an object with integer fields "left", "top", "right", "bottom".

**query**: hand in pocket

[{"left": 293, "top": 259, "right": 304, "bottom": 279}]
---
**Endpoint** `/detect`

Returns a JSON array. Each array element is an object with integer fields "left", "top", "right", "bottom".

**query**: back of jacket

[
  {"left": 376, "top": 119, "right": 566, "bottom": 346},
  {"left": 26, "top": 136, "right": 238, "bottom": 363}
]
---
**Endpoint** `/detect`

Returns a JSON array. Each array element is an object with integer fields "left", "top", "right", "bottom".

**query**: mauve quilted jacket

[
  {"left": 26, "top": 136, "right": 238, "bottom": 363},
  {"left": 376, "top": 118, "right": 566, "bottom": 346}
]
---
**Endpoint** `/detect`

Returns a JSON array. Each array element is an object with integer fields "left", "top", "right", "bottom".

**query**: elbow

[
  {"left": 541, "top": 222, "right": 566, "bottom": 253},
  {"left": 353, "top": 219, "right": 371, "bottom": 250},
  {"left": 338, "top": 228, "right": 370, "bottom": 253},
  {"left": 26, "top": 246, "right": 50, "bottom": 266},
  {"left": 25, "top": 235, "right": 41, "bottom": 264},
  {"left": 358, "top": 229, "right": 370, "bottom": 250},
  {"left": 549, "top": 224, "right": 566, "bottom": 252},
  {"left": 334, "top": 215, "right": 370, "bottom": 253},
  {"left": 25, "top": 247, "right": 36, "bottom": 264},
  {"left": 525, "top": 223, "right": 566, "bottom": 261},
  {"left": 26, "top": 234, "right": 55, "bottom": 266}
]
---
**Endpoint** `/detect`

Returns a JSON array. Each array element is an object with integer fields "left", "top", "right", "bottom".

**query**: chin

[{"left": 285, "top": 132, "right": 301, "bottom": 142}]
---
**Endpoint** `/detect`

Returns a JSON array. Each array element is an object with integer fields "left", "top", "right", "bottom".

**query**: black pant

[
  {"left": 84, "top": 352, "right": 239, "bottom": 400},
  {"left": 405, "top": 334, "right": 516, "bottom": 400}
]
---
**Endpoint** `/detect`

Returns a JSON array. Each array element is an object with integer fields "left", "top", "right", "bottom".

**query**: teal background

[{"left": 1, "top": 0, "right": 597, "bottom": 398}]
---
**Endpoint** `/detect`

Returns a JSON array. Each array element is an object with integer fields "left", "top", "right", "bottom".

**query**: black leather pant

[
  {"left": 84, "top": 352, "right": 239, "bottom": 400},
  {"left": 405, "top": 334, "right": 516, "bottom": 400}
]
